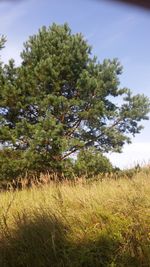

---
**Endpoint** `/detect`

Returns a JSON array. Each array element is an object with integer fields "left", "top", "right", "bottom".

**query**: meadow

[{"left": 0, "top": 169, "right": 150, "bottom": 267}]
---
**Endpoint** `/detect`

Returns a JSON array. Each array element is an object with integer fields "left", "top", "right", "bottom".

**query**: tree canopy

[{"left": 0, "top": 24, "right": 149, "bottom": 178}]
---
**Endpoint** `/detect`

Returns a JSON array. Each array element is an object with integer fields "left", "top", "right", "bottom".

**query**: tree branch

[
  {"left": 65, "top": 119, "right": 81, "bottom": 138},
  {"left": 62, "top": 117, "right": 123, "bottom": 160},
  {"left": 61, "top": 145, "right": 80, "bottom": 160}
]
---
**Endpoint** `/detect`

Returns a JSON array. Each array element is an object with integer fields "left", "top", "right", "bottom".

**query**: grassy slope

[{"left": 0, "top": 171, "right": 150, "bottom": 267}]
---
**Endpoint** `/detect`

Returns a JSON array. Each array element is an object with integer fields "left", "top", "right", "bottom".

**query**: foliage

[
  {"left": 0, "top": 35, "right": 6, "bottom": 52},
  {"left": 75, "top": 148, "right": 113, "bottom": 177},
  {"left": 0, "top": 149, "right": 25, "bottom": 180},
  {"left": 0, "top": 25, "right": 150, "bottom": 179}
]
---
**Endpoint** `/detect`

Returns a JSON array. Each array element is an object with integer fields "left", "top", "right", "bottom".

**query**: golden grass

[{"left": 0, "top": 170, "right": 150, "bottom": 266}]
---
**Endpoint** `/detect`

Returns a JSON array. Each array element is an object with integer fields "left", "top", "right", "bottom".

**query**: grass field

[{"left": 0, "top": 170, "right": 150, "bottom": 267}]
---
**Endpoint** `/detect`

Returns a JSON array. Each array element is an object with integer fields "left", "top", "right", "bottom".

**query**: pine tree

[{"left": 0, "top": 24, "right": 150, "bottom": 179}]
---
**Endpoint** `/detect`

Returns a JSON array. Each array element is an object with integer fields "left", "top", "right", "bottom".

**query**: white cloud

[
  {"left": 108, "top": 142, "right": 150, "bottom": 169},
  {"left": 0, "top": 2, "right": 27, "bottom": 33},
  {"left": 1, "top": 40, "right": 23, "bottom": 65},
  {"left": 0, "top": 0, "right": 35, "bottom": 64}
]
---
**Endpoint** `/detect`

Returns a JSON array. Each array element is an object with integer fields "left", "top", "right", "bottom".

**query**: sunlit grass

[{"left": 0, "top": 170, "right": 150, "bottom": 266}]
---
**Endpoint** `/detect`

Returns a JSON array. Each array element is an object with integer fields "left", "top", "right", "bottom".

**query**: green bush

[
  {"left": 0, "top": 149, "right": 25, "bottom": 181},
  {"left": 74, "top": 148, "right": 113, "bottom": 177}
]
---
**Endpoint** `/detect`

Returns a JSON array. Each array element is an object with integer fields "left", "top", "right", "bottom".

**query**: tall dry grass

[{"left": 0, "top": 170, "right": 150, "bottom": 267}]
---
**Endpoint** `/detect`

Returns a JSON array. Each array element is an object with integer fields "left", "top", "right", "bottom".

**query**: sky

[{"left": 0, "top": 0, "right": 150, "bottom": 168}]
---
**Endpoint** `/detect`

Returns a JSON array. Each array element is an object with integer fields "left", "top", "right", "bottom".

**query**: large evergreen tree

[{"left": 0, "top": 24, "right": 149, "bottom": 178}]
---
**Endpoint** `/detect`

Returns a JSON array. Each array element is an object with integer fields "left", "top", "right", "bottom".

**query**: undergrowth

[{"left": 0, "top": 170, "right": 150, "bottom": 267}]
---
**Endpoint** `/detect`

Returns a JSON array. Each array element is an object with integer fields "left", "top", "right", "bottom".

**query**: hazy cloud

[
  {"left": 0, "top": 0, "right": 25, "bottom": 2},
  {"left": 108, "top": 142, "right": 150, "bottom": 169}
]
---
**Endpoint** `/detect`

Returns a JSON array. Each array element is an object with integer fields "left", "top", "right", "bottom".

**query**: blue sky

[{"left": 0, "top": 0, "right": 150, "bottom": 168}]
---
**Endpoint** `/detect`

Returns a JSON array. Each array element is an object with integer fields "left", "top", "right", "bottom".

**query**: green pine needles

[{"left": 0, "top": 24, "right": 150, "bottom": 179}]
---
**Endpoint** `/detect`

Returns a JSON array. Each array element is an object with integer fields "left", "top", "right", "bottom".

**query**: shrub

[{"left": 74, "top": 148, "right": 113, "bottom": 177}]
